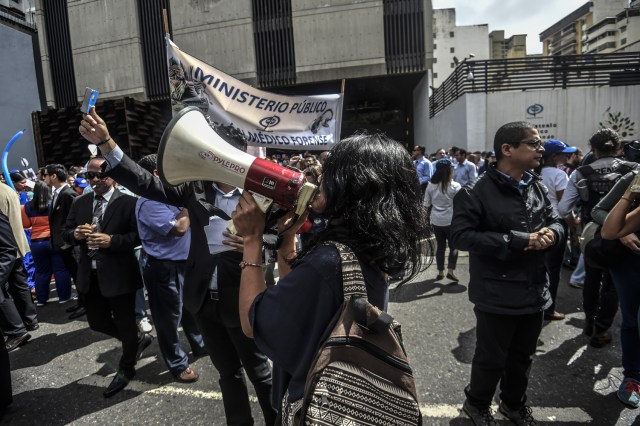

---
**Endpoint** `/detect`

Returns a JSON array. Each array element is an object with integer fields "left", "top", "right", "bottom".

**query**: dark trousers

[
  {"left": 609, "top": 262, "right": 640, "bottom": 380},
  {"left": 583, "top": 264, "right": 618, "bottom": 331},
  {"left": 465, "top": 308, "right": 543, "bottom": 410},
  {"left": 143, "top": 257, "right": 204, "bottom": 376},
  {"left": 58, "top": 247, "right": 84, "bottom": 308},
  {"left": 83, "top": 271, "right": 138, "bottom": 374},
  {"left": 0, "top": 328, "right": 11, "bottom": 412},
  {"left": 195, "top": 296, "right": 276, "bottom": 426},
  {"left": 432, "top": 225, "right": 458, "bottom": 271},
  {"left": 0, "top": 261, "right": 37, "bottom": 336},
  {"left": 31, "top": 240, "right": 72, "bottom": 303},
  {"left": 544, "top": 224, "right": 567, "bottom": 313}
]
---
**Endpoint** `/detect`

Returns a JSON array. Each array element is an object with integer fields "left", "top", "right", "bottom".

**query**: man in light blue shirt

[
  {"left": 453, "top": 148, "right": 478, "bottom": 187},
  {"left": 135, "top": 154, "right": 206, "bottom": 383},
  {"left": 412, "top": 145, "right": 433, "bottom": 197}
]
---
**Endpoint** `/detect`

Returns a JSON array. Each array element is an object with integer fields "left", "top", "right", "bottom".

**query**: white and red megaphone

[{"left": 157, "top": 107, "right": 317, "bottom": 223}]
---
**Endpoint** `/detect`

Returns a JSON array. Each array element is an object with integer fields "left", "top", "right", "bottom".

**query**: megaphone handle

[{"left": 226, "top": 191, "right": 273, "bottom": 235}]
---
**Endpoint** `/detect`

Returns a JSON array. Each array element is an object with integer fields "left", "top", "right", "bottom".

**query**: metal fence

[{"left": 429, "top": 52, "right": 640, "bottom": 118}]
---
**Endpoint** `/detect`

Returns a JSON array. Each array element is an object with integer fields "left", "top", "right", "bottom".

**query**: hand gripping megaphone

[{"left": 157, "top": 107, "right": 318, "bottom": 230}]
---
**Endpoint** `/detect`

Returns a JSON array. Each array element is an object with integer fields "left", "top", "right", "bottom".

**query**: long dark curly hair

[{"left": 301, "top": 132, "right": 431, "bottom": 279}]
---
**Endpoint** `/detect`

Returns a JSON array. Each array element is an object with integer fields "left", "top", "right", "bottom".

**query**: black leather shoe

[
  {"left": 103, "top": 370, "right": 135, "bottom": 398},
  {"left": 66, "top": 304, "right": 83, "bottom": 313},
  {"left": 136, "top": 333, "right": 154, "bottom": 360},
  {"left": 26, "top": 322, "right": 39, "bottom": 331},
  {"left": 5, "top": 333, "right": 31, "bottom": 352},
  {"left": 68, "top": 307, "right": 86, "bottom": 320}
]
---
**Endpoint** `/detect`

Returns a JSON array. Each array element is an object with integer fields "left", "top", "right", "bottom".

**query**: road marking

[
  {"left": 419, "top": 404, "right": 592, "bottom": 422},
  {"left": 78, "top": 375, "right": 592, "bottom": 422},
  {"left": 567, "top": 344, "right": 587, "bottom": 365}
]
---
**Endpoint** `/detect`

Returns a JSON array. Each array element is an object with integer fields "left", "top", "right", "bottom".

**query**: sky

[{"left": 432, "top": 0, "right": 593, "bottom": 54}]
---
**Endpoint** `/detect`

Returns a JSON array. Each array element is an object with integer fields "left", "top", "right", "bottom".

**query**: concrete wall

[
  {"left": 424, "top": 92, "right": 468, "bottom": 154},
  {"left": 292, "top": 0, "right": 386, "bottom": 83},
  {"left": 427, "top": 85, "right": 640, "bottom": 153},
  {"left": 67, "top": 0, "right": 146, "bottom": 101},
  {"left": 171, "top": 0, "right": 257, "bottom": 82},
  {"left": 0, "top": 23, "right": 40, "bottom": 172}
]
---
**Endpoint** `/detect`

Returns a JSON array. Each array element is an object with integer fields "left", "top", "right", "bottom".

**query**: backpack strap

[{"left": 324, "top": 241, "right": 367, "bottom": 300}]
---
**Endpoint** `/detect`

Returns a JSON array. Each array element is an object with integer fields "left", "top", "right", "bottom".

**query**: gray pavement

[{"left": 3, "top": 253, "right": 638, "bottom": 425}]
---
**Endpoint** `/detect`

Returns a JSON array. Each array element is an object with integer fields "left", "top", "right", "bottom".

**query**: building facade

[
  {"left": 584, "top": 6, "right": 640, "bottom": 53},
  {"left": 539, "top": 0, "right": 629, "bottom": 56},
  {"left": 431, "top": 8, "right": 489, "bottom": 87},
  {"left": 0, "top": 0, "right": 44, "bottom": 173},
  {"left": 30, "top": 0, "right": 434, "bottom": 166},
  {"left": 488, "top": 30, "right": 527, "bottom": 60}
]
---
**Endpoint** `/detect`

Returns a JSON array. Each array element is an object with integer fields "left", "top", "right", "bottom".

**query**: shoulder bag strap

[{"left": 324, "top": 241, "right": 367, "bottom": 301}]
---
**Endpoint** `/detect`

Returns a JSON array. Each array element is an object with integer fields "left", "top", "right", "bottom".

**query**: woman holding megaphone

[{"left": 232, "top": 133, "right": 431, "bottom": 420}]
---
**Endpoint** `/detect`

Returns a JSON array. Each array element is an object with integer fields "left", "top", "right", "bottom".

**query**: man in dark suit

[
  {"left": 62, "top": 157, "right": 153, "bottom": 398},
  {"left": 79, "top": 108, "right": 276, "bottom": 425},
  {"left": 44, "top": 164, "right": 81, "bottom": 315}
]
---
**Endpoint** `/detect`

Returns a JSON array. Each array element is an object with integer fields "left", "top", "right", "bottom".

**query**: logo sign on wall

[
  {"left": 526, "top": 104, "right": 544, "bottom": 119},
  {"left": 599, "top": 111, "right": 636, "bottom": 138}
]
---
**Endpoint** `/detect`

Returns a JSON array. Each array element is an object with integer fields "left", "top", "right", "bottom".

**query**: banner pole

[
  {"left": 163, "top": 8, "right": 169, "bottom": 35},
  {"left": 340, "top": 79, "right": 346, "bottom": 95}
]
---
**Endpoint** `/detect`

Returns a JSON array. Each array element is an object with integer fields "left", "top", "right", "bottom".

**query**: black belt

[
  {"left": 208, "top": 290, "right": 220, "bottom": 301},
  {"left": 31, "top": 237, "right": 49, "bottom": 243}
]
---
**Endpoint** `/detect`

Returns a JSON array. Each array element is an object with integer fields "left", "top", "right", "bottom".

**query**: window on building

[
  {"left": 433, "top": 32, "right": 437, "bottom": 38},
  {"left": 433, "top": 73, "right": 438, "bottom": 79},
  {"left": 451, "top": 63, "right": 455, "bottom": 68},
  {"left": 450, "top": 47, "right": 455, "bottom": 53},
  {"left": 450, "top": 31, "right": 454, "bottom": 37},
  {"left": 620, "top": 26, "right": 627, "bottom": 33},
  {"left": 434, "top": 43, "right": 437, "bottom": 49},
  {"left": 433, "top": 57, "right": 437, "bottom": 63},
  {"left": 621, "top": 38, "right": 627, "bottom": 45}
]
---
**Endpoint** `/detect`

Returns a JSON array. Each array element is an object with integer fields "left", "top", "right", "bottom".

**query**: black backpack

[{"left": 578, "top": 160, "right": 636, "bottom": 222}]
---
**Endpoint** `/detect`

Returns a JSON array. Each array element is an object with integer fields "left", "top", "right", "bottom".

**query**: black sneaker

[
  {"left": 499, "top": 401, "right": 537, "bottom": 426},
  {"left": 463, "top": 399, "right": 496, "bottom": 425}
]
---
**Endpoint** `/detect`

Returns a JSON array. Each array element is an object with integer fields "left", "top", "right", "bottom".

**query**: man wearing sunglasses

[
  {"left": 62, "top": 157, "right": 151, "bottom": 398},
  {"left": 452, "top": 121, "right": 564, "bottom": 426},
  {"left": 78, "top": 108, "right": 277, "bottom": 425}
]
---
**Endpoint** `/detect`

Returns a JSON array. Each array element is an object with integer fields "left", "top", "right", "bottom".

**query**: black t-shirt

[{"left": 249, "top": 244, "right": 388, "bottom": 409}]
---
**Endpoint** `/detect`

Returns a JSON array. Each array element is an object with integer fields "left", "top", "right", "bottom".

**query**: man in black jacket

[
  {"left": 78, "top": 108, "right": 276, "bottom": 425},
  {"left": 62, "top": 157, "right": 152, "bottom": 398},
  {"left": 451, "top": 122, "right": 564, "bottom": 426},
  {"left": 44, "top": 164, "right": 82, "bottom": 316}
]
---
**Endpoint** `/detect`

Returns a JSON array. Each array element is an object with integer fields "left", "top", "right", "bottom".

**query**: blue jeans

[
  {"left": 143, "top": 257, "right": 204, "bottom": 376},
  {"left": 609, "top": 262, "right": 640, "bottom": 381},
  {"left": 570, "top": 253, "right": 585, "bottom": 284},
  {"left": 30, "top": 240, "right": 72, "bottom": 303}
]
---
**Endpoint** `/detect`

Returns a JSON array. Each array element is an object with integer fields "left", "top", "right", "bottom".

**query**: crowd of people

[
  {"left": 412, "top": 126, "right": 640, "bottom": 425},
  {"left": 0, "top": 107, "right": 639, "bottom": 426}
]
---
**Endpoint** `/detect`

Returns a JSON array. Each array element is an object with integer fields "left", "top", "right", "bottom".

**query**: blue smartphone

[{"left": 80, "top": 87, "right": 99, "bottom": 114}]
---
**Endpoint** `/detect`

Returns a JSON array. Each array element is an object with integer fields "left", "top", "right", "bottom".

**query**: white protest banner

[{"left": 167, "top": 36, "right": 343, "bottom": 151}]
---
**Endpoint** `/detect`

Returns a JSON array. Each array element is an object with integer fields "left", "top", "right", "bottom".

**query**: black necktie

[{"left": 93, "top": 195, "right": 104, "bottom": 223}]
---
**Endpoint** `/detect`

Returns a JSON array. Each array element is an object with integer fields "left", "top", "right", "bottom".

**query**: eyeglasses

[
  {"left": 85, "top": 172, "right": 106, "bottom": 180},
  {"left": 522, "top": 139, "right": 544, "bottom": 150}
]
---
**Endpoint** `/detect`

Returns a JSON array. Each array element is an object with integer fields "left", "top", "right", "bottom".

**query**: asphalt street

[{"left": 3, "top": 252, "right": 638, "bottom": 425}]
